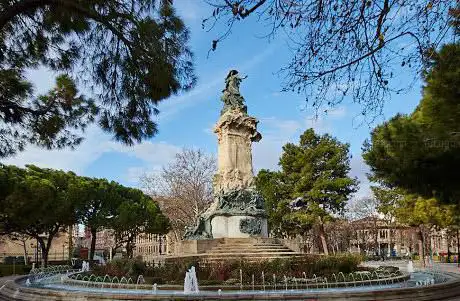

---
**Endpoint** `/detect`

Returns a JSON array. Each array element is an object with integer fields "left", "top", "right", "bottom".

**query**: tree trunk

[
  {"left": 21, "top": 241, "right": 28, "bottom": 265},
  {"left": 37, "top": 238, "right": 48, "bottom": 267},
  {"left": 388, "top": 227, "right": 393, "bottom": 257},
  {"left": 373, "top": 218, "right": 378, "bottom": 256},
  {"left": 68, "top": 225, "right": 73, "bottom": 262},
  {"left": 417, "top": 225, "right": 425, "bottom": 267},
  {"left": 446, "top": 232, "right": 451, "bottom": 263},
  {"left": 457, "top": 229, "right": 460, "bottom": 268},
  {"left": 126, "top": 239, "right": 134, "bottom": 258},
  {"left": 318, "top": 222, "right": 329, "bottom": 255},
  {"left": 90, "top": 227, "right": 97, "bottom": 262}
]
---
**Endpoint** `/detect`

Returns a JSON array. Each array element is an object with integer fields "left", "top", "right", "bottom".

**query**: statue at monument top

[{"left": 221, "top": 70, "right": 248, "bottom": 114}]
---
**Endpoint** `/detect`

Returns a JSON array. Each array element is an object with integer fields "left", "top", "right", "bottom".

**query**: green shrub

[
  {"left": 3, "top": 256, "right": 27, "bottom": 265},
  {"left": 0, "top": 264, "right": 32, "bottom": 276},
  {"left": 92, "top": 256, "right": 146, "bottom": 278},
  {"left": 92, "top": 254, "right": 362, "bottom": 285}
]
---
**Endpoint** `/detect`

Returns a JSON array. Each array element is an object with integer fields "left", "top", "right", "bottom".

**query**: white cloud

[
  {"left": 252, "top": 114, "right": 372, "bottom": 201},
  {"left": 348, "top": 154, "right": 372, "bottom": 199},
  {"left": 327, "top": 106, "right": 347, "bottom": 118},
  {"left": 109, "top": 141, "right": 180, "bottom": 166},
  {"left": 2, "top": 125, "right": 181, "bottom": 185},
  {"left": 175, "top": 1, "right": 202, "bottom": 22},
  {"left": 2, "top": 126, "right": 111, "bottom": 173}
]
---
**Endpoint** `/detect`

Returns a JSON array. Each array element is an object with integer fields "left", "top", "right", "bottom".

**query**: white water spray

[{"left": 184, "top": 266, "right": 199, "bottom": 293}]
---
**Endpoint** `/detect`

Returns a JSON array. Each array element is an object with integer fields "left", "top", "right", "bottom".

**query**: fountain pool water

[{"left": 17, "top": 263, "right": 457, "bottom": 300}]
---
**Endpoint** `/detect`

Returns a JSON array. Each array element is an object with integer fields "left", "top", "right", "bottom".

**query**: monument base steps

[{"left": 175, "top": 237, "right": 303, "bottom": 264}]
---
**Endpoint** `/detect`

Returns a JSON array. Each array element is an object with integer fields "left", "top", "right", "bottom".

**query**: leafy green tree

[
  {"left": 256, "top": 129, "right": 358, "bottom": 254},
  {"left": 71, "top": 178, "right": 123, "bottom": 262},
  {"left": 0, "top": 0, "right": 196, "bottom": 157},
  {"left": 254, "top": 169, "right": 290, "bottom": 238},
  {"left": 111, "top": 188, "right": 170, "bottom": 258},
  {"left": 372, "top": 185, "right": 456, "bottom": 266},
  {"left": 0, "top": 164, "right": 77, "bottom": 266},
  {"left": 363, "top": 43, "right": 460, "bottom": 205}
]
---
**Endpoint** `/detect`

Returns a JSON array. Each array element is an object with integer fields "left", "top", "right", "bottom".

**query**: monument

[{"left": 185, "top": 70, "right": 268, "bottom": 239}]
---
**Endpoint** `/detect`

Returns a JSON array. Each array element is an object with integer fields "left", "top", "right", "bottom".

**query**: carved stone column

[
  {"left": 208, "top": 108, "right": 267, "bottom": 238},
  {"left": 213, "top": 108, "right": 261, "bottom": 193}
]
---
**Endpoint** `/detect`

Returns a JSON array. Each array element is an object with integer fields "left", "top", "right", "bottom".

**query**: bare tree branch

[{"left": 203, "top": 0, "right": 456, "bottom": 119}]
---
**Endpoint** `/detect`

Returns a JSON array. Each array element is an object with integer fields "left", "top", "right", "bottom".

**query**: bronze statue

[{"left": 221, "top": 70, "right": 247, "bottom": 114}]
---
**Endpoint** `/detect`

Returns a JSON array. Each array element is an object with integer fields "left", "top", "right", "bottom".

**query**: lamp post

[{"left": 62, "top": 243, "right": 67, "bottom": 262}]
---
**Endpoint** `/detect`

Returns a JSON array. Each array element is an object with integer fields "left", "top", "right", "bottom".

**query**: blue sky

[{"left": 2, "top": 1, "right": 422, "bottom": 199}]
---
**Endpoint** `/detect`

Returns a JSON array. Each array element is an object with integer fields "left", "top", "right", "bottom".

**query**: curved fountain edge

[
  {"left": 60, "top": 271, "right": 411, "bottom": 290},
  {"left": 0, "top": 272, "right": 459, "bottom": 300}
]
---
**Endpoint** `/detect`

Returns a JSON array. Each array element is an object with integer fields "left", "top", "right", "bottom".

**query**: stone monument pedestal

[
  {"left": 211, "top": 216, "right": 268, "bottom": 238},
  {"left": 184, "top": 70, "right": 268, "bottom": 241}
]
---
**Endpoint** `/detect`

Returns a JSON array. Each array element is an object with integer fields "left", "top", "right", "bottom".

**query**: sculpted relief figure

[{"left": 221, "top": 70, "right": 248, "bottom": 114}]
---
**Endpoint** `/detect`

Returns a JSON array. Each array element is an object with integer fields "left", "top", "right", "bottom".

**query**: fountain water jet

[
  {"left": 184, "top": 266, "right": 199, "bottom": 293},
  {"left": 407, "top": 260, "right": 414, "bottom": 273},
  {"left": 261, "top": 271, "right": 265, "bottom": 291}
]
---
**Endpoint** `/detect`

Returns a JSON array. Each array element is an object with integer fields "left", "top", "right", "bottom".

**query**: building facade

[
  {"left": 0, "top": 230, "right": 73, "bottom": 263},
  {"left": 350, "top": 217, "right": 459, "bottom": 256},
  {"left": 133, "top": 233, "right": 168, "bottom": 263}
]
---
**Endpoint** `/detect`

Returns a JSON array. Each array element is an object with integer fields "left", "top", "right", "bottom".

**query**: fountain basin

[{"left": 1, "top": 270, "right": 459, "bottom": 301}]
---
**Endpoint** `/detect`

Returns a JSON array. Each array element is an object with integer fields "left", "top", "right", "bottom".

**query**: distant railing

[{"left": 0, "top": 251, "right": 68, "bottom": 263}]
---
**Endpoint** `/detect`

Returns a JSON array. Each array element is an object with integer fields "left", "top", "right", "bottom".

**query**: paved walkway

[
  {"left": 363, "top": 259, "right": 460, "bottom": 274},
  {"left": 0, "top": 276, "right": 16, "bottom": 291}
]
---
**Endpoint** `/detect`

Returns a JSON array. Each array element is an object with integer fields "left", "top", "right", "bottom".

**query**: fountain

[
  {"left": 81, "top": 261, "right": 90, "bottom": 272},
  {"left": 136, "top": 275, "right": 145, "bottom": 289},
  {"left": 3, "top": 72, "right": 458, "bottom": 300},
  {"left": 184, "top": 266, "right": 199, "bottom": 293},
  {"left": 11, "top": 261, "right": 455, "bottom": 300},
  {"left": 407, "top": 260, "right": 414, "bottom": 273},
  {"left": 261, "top": 271, "right": 265, "bottom": 291}
]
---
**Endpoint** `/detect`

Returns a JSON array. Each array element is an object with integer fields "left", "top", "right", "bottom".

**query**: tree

[
  {"left": 254, "top": 169, "right": 291, "bottom": 237},
  {"left": 325, "top": 218, "right": 354, "bottom": 254},
  {"left": 0, "top": 0, "right": 196, "bottom": 157},
  {"left": 204, "top": 1, "right": 457, "bottom": 117},
  {"left": 371, "top": 186, "right": 404, "bottom": 256},
  {"left": 71, "top": 178, "right": 122, "bottom": 262},
  {"left": 346, "top": 197, "right": 380, "bottom": 254},
  {"left": 110, "top": 188, "right": 170, "bottom": 258},
  {"left": 255, "top": 128, "right": 358, "bottom": 254},
  {"left": 5, "top": 233, "right": 30, "bottom": 265},
  {"left": 140, "top": 148, "right": 216, "bottom": 241},
  {"left": 370, "top": 185, "right": 456, "bottom": 266},
  {"left": 363, "top": 43, "right": 460, "bottom": 205},
  {"left": 0, "top": 164, "right": 77, "bottom": 266}
]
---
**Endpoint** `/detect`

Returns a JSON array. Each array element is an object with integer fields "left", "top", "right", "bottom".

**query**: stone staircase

[{"left": 200, "top": 238, "right": 302, "bottom": 263}]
